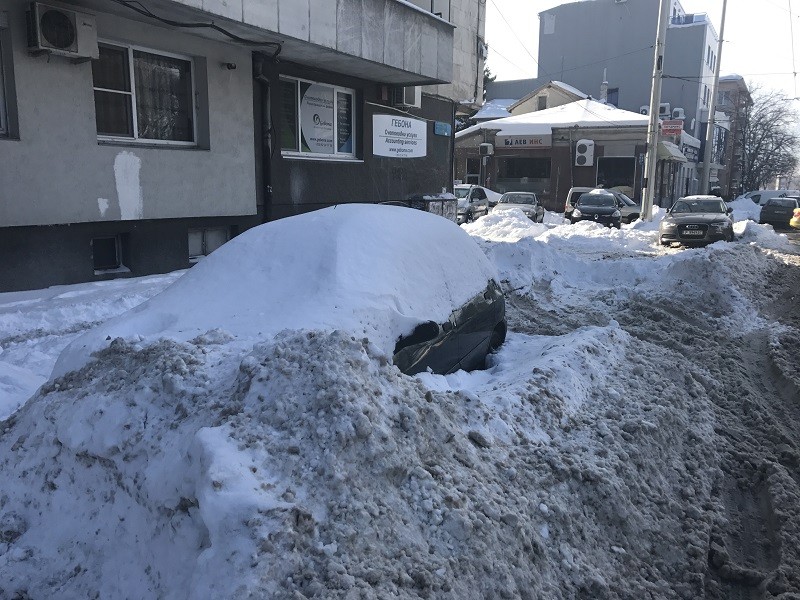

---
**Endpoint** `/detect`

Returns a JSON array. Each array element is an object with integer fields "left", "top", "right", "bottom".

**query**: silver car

[{"left": 492, "top": 192, "right": 545, "bottom": 222}]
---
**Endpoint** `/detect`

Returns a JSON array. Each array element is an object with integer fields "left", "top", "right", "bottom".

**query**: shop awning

[{"left": 657, "top": 141, "right": 688, "bottom": 162}]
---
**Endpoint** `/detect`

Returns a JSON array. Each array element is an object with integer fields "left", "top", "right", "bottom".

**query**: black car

[
  {"left": 759, "top": 197, "right": 799, "bottom": 228},
  {"left": 393, "top": 279, "right": 506, "bottom": 375},
  {"left": 570, "top": 191, "right": 622, "bottom": 228},
  {"left": 659, "top": 195, "right": 734, "bottom": 246}
]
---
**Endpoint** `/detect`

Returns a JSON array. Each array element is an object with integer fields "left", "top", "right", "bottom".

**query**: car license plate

[{"left": 682, "top": 230, "right": 704, "bottom": 236}]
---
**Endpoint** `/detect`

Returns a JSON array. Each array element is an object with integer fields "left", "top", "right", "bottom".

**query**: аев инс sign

[
  {"left": 496, "top": 134, "right": 552, "bottom": 148},
  {"left": 373, "top": 115, "right": 427, "bottom": 158}
]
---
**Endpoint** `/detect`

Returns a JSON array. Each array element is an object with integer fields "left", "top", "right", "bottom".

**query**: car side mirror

[
  {"left": 726, "top": 207, "right": 733, "bottom": 214},
  {"left": 394, "top": 321, "right": 440, "bottom": 352}
]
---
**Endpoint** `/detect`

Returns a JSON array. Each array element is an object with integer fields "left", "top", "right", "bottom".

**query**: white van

[{"left": 748, "top": 190, "right": 800, "bottom": 206}]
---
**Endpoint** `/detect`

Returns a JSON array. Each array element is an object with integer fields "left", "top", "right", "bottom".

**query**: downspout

[{"left": 253, "top": 53, "right": 276, "bottom": 224}]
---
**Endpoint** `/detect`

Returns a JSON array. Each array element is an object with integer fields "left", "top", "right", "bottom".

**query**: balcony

[{"left": 670, "top": 13, "right": 709, "bottom": 26}]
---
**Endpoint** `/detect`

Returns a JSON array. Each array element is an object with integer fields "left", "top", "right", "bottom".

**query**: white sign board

[
  {"left": 497, "top": 134, "right": 552, "bottom": 148},
  {"left": 373, "top": 115, "right": 427, "bottom": 158}
]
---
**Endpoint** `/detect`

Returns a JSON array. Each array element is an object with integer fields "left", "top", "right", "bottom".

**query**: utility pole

[
  {"left": 700, "top": 0, "right": 728, "bottom": 194},
  {"left": 641, "top": 0, "right": 670, "bottom": 221}
]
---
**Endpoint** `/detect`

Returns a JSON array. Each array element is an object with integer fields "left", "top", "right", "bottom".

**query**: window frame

[
  {"left": 93, "top": 40, "right": 197, "bottom": 147},
  {"left": 279, "top": 75, "right": 357, "bottom": 160},
  {"left": 0, "top": 27, "right": 7, "bottom": 136}
]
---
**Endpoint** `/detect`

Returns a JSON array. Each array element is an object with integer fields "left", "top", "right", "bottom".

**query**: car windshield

[
  {"left": 453, "top": 187, "right": 471, "bottom": 199},
  {"left": 615, "top": 192, "right": 636, "bottom": 206},
  {"left": 577, "top": 194, "right": 615, "bottom": 207},
  {"left": 499, "top": 193, "right": 536, "bottom": 205},
  {"left": 671, "top": 199, "right": 726, "bottom": 213},
  {"left": 766, "top": 198, "right": 797, "bottom": 208}
]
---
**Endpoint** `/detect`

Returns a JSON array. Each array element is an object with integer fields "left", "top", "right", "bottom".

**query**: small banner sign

[{"left": 660, "top": 119, "right": 684, "bottom": 136}]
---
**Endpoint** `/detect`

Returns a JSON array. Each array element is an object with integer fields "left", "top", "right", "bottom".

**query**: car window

[
  {"left": 672, "top": 199, "right": 725, "bottom": 213},
  {"left": 616, "top": 193, "right": 636, "bottom": 206},
  {"left": 751, "top": 194, "right": 761, "bottom": 203},
  {"left": 499, "top": 193, "right": 536, "bottom": 205},
  {"left": 766, "top": 198, "right": 797, "bottom": 208},
  {"left": 577, "top": 193, "right": 615, "bottom": 207},
  {"left": 474, "top": 189, "right": 487, "bottom": 200},
  {"left": 454, "top": 188, "right": 470, "bottom": 199}
]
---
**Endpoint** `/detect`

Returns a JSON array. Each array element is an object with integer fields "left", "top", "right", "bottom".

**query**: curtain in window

[{"left": 133, "top": 50, "right": 193, "bottom": 142}]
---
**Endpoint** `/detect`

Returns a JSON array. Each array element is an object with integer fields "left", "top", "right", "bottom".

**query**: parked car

[
  {"left": 748, "top": 190, "right": 800, "bottom": 206},
  {"left": 492, "top": 192, "right": 545, "bottom": 222},
  {"left": 54, "top": 204, "right": 506, "bottom": 379},
  {"left": 570, "top": 191, "right": 622, "bottom": 228},
  {"left": 564, "top": 187, "right": 640, "bottom": 223},
  {"left": 759, "top": 197, "right": 800, "bottom": 228},
  {"left": 659, "top": 195, "right": 734, "bottom": 246},
  {"left": 563, "top": 186, "right": 592, "bottom": 220},
  {"left": 454, "top": 185, "right": 500, "bottom": 224}
]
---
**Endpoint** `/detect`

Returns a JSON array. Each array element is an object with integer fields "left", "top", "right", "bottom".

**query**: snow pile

[
  {"left": 1, "top": 207, "right": 799, "bottom": 599},
  {"left": 53, "top": 205, "right": 497, "bottom": 378}
]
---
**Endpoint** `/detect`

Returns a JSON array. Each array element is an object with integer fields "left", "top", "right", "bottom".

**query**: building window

[
  {"left": 607, "top": 88, "right": 619, "bottom": 107},
  {"left": 92, "top": 43, "right": 195, "bottom": 144},
  {"left": 466, "top": 157, "right": 480, "bottom": 184},
  {"left": 92, "top": 236, "right": 123, "bottom": 271},
  {"left": 496, "top": 157, "right": 551, "bottom": 195},
  {"left": 188, "top": 227, "right": 229, "bottom": 262},
  {"left": 279, "top": 76, "right": 355, "bottom": 157},
  {"left": 537, "top": 96, "right": 547, "bottom": 110}
]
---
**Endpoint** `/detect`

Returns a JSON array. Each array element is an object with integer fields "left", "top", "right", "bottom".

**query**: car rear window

[{"left": 766, "top": 198, "right": 798, "bottom": 208}]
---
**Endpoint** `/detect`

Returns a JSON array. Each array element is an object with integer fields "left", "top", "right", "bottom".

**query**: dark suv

[{"left": 565, "top": 187, "right": 639, "bottom": 223}]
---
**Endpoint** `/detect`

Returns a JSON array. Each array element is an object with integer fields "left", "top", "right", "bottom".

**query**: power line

[{"left": 487, "top": 0, "right": 547, "bottom": 77}]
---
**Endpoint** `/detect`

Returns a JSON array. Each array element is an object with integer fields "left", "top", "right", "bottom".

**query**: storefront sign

[
  {"left": 496, "top": 134, "right": 552, "bottom": 148},
  {"left": 660, "top": 119, "right": 684, "bottom": 136},
  {"left": 373, "top": 115, "right": 427, "bottom": 158}
]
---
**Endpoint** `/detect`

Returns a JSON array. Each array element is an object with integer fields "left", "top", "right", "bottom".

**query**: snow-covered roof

[
  {"left": 472, "top": 99, "right": 515, "bottom": 120},
  {"left": 456, "top": 99, "right": 650, "bottom": 139}
]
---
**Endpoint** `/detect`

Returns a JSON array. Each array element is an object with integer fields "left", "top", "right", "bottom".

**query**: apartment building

[{"left": 0, "top": 0, "right": 484, "bottom": 292}]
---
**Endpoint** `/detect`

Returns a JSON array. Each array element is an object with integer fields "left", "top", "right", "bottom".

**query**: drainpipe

[{"left": 600, "top": 68, "right": 608, "bottom": 104}]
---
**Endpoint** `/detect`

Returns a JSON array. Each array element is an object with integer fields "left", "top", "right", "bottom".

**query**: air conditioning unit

[
  {"left": 658, "top": 102, "right": 671, "bottom": 117},
  {"left": 639, "top": 105, "right": 649, "bottom": 115},
  {"left": 27, "top": 2, "right": 98, "bottom": 60},
  {"left": 672, "top": 107, "right": 686, "bottom": 119},
  {"left": 392, "top": 86, "right": 422, "bottom": 109},
  {"left": 479, "top": 143, "right": 494, "bottom": 156},
  {"left": 575, "top": 139, "right": 594, "bottom": 167}
]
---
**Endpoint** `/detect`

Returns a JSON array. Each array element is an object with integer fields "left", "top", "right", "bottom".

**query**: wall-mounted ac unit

[
  {"left": 479, "top": 143, "right": 494, "bottom": 156},
  {"left": 575, "top": 139, "right": 594, "bottom": 167},
  {"left": 672, "top": 107, "right": 686, "bottom": 119},
  {"left": 27, "top": 1, "right": 98, "bottom": 60},
  {"left": 639, "top": 105, "right": 649, "bottom": 115},
  {"left": 392, "top": 86, "right": 422, "bottom": 109},
  {"left": 658, "top": 102, "right": 671, "bottom": 116}
]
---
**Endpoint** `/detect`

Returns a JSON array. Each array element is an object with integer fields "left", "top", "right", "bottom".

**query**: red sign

[{"left": 660, "top": 119, "right": 684, "bottom": 136}]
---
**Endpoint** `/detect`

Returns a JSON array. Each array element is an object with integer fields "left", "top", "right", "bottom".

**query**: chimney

[{"left": 600, "top": 68, "right": 608, "bottom": 104}]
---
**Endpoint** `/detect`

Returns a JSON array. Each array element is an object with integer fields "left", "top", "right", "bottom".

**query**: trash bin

[{"left": 405, "top": 193, "right": 458, "bottom": 223}]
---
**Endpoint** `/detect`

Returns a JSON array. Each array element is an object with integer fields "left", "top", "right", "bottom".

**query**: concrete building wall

[
  {"left": 0, "top": 0, "right": 257, "bottom": 228},
  {"left": 423, "top": 0, "right": 485, "bottom": 104}
]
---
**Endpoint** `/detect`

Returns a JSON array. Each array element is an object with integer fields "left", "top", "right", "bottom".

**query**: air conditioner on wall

[
  {"left": 27, "top": 1, "right": 99, "bottom": 60},
  {"left": 575, "top": 139, "right": 595, "bottom": 167},
  {"left": 639, "top": 106, "right": 649, "bottom": 115},
  {"left": 659, "top": 102, "right": 671, "bottom": 116},
  {"left": 392, "top": 86, "right": 422, "bottom": 109},
  {"left": 672, "top": 107, "right": 686, "bottom": 119}
]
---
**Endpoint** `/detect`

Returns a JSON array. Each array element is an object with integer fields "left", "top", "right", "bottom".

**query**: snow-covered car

[
  {"left": 492, "top": 192, "right": 545, "bottom": 222},
  {"left": 759, "top": 197, "right": 799, "bottom": 228},
  {"left": 53, "top": 204, "right": 506, "bottom": 378},
  {"left": 570, "top": 191, "right": 621, "bottom": 228},
  {"left": 453, "top": 185, "right": 500, "bottom": 223},
  {"left": 659, "top": 195, "right": 734, "bottom": 246}
]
